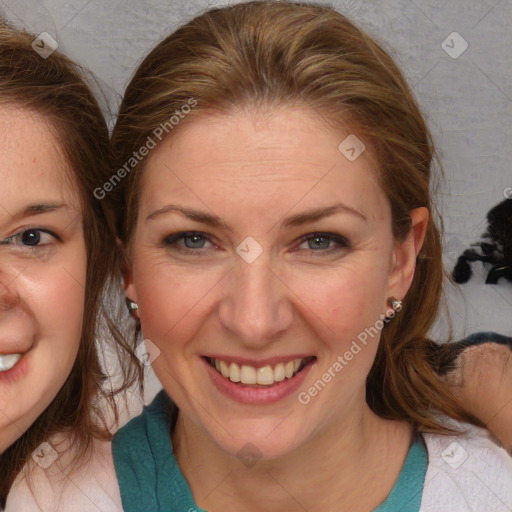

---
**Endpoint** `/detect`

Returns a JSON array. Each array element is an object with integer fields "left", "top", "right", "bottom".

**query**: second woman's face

[
  {"left": 0, "top": 106, "right": 87, "bottom": 453},
  {"left": 127, "top": 107, "right": 421, "bottom": 459}
]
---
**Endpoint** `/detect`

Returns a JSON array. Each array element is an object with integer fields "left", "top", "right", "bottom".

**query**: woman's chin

[{"left": 203, "top": 420, "right": 306, "bottom": 464}]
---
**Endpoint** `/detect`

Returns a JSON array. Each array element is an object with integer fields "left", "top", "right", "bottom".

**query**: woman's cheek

[
  {"left": 291, "top": 266, "right": 380, "bottom": 336},
  {"left": 49, "top": 270, "right": 84, "bottom": 357},
  {"left": 136, "top": 262, "right": 222, "bottom": 338}
]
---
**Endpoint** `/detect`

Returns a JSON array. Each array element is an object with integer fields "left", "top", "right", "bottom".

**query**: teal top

[{"left": 112, "top": 391, "right": 427, "bottom": 512}]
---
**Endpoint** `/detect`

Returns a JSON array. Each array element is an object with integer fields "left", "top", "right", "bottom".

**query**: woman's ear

[
  {"left": 386, "top": 207, "right": 429, "bottom": 300},
  {"left": 124, "top": 273, "right": 137, "bottom": 305},
  {"left": 117, "top": 236, "right": 138, "bottom": 303}
]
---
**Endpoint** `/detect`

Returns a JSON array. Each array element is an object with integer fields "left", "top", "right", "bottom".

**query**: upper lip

[
  {"left": 0, "top": 312, "right": 36, "bottom": 355},
  {"left": 0, "top": 348, "right": 31, "bottom": 356},
  {"left": 0, "top": 340, "right": 33, "bottom": 356},
  {"left": 203, "top": 354, "right": 315, "bottom": 367}
]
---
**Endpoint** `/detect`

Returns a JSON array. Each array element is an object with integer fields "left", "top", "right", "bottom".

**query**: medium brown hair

[
  {"left": 0, "top": 20, "right": 141, "bottom": 507},
  {"left": 110, "top": 1, "right": 482, "bottom": 434}
]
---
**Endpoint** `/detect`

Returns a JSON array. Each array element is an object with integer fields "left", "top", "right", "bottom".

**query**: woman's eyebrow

[
  {"left": 11, "top": 203, "right": 74, "bottom": 221},
  {"left": 146, "top": 204, "right": 231, "bottom": 231},
  {"left": 282, "top": 203, "right": 368, "bottom": 228},
  {"left": 146, "top": 202, "right": 367, "bottom": 230}
]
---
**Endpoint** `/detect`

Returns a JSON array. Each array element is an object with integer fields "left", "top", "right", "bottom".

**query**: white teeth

[
  {"left": 229, "top": 362, "right": 240, "bottom": 383},
  {"left": 240, "top": 365, "right": 256, "bottom": 385},
  {"left": 212, "top": 357, "right": 307, "bottom": 386},
  {"left": 256, "top": 365, "right": 274, "bottom": 385},
  {"left": 285, "top": 361, "right": 294, "bottom": 378},
  {"left": 274, "top": 363, "right": 285, "bottom": 382},
  {"left": 0, "top": 353, "right": 22, "bottom": 372},
  {"left": 220, "top": 360, "right": 229, "bottom": 378}
]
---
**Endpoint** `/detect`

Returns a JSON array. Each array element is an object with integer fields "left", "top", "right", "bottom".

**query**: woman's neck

[{"left": 172, "top": 392, "right": 414, "bottom": 512}]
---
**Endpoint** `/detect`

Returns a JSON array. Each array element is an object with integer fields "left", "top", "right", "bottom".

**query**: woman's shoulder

[
  {"left": 113, "top": 389, "right": 171, "bottom": 451},
  {"left": 112, "top": 389, "right": 174, "bottom": 479},
  {"left": 5, "top": 435, "right": 122, "bottom": 512},
  {"left": 111, "top": 390, "right": 183, "bottom": 511},
  {"left": 420, "top": 420, "right": 512, "bottom": 511}
]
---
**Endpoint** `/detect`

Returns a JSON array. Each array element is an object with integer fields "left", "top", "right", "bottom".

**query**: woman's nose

[
  {"left": 0, "top": 270, "right": 20, "bottom": 314},
  {"left": 217, "top": 257, "right": 294, "bottom": 348}
]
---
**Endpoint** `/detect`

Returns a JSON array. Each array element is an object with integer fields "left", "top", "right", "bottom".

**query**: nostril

[{"left": 0, "top": 290, "right": 22, "bottom": 311}]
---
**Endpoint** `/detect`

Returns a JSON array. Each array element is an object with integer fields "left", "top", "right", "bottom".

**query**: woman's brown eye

[
  {"left": 2, "top": 228, "right": 58, "bottom": 248},
  {"left": 21, "top": 229, "right": 41, "bottom": 246}
]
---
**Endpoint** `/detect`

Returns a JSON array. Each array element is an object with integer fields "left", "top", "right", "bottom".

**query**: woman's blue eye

[
  {"left": 182, "top": 233, "right": 207, "bottom": 249},
  {"left": 297, "top": 233, "right": 349, "bottom": 253},
  {"left": 162, "top": 232, "right": 213, "bottom": 252},
  {"left": 304, "top": 235, "right": 331, "bottom": 250}
]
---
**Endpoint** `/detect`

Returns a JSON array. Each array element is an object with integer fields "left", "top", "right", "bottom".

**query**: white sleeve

[
  {"left": 420, "top": 422, "right": 512, "bottom": 512},
  {"left": 5, "top": 439, "right": 123, "bottom": 512}
]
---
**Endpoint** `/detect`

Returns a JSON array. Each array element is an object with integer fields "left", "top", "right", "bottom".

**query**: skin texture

[
  {"left": 126, "top": 107, "right": 429, "bottom": 511},
  {"left": 0, "top": 106, "right": 86, "bottom": 453}
]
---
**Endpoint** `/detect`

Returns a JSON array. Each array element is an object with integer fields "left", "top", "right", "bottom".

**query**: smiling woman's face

[
  {"left": 127, "top": 107, "right": 425, "bottom": 459},
  {"left": 0, "top": 106, "right": 86, "bottom": 453}
]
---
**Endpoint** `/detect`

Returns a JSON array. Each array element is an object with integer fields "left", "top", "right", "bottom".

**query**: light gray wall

[{"left": 2, "top": 0, "right": 511, "bottom": 341}]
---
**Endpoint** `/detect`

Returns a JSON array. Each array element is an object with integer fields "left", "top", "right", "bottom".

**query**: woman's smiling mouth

[
  {"left": 202, "top": 355, "right": 317, "bottom": 404},
  {"left": 206, "top": 356, "right": 316, "bottom": 386}
]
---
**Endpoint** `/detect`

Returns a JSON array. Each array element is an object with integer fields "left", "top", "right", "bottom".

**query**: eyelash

[
  {"left": 161, "top": 231, "right": 350, "bottom": 256},
  {"left": 1, "top": 228, "right": 61, "bottom": 248}
]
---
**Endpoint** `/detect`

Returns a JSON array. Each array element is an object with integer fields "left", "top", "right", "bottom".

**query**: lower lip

[
  {"left": 203, "top": 358, "right": 315, "bottom": 405},
  {"left": 0, "top": 352, "right": 29, "bottom": 384}
]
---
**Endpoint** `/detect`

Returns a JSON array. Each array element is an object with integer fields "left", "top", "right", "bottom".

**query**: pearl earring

[
  {"left": 388, "top": 297, "right": 402, "bottom": 311},
  {"left": 126, "top": 298, "right": 138, "bottom": 313}
]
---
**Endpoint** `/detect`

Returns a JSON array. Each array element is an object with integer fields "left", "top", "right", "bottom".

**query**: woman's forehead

[
  {"left": 0, "top": 106, "right": 81, "bottom": 208},
  {"left": 141, "top": 108, "right": 383, "bottom": 206}
]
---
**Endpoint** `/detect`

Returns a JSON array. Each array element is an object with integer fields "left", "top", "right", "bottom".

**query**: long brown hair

[
  {"left": 109, "top": 1, "right": 482, "bottom": 434},
  {"left": 0, "top": 20, "right": 142, "bottom": 507}
]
